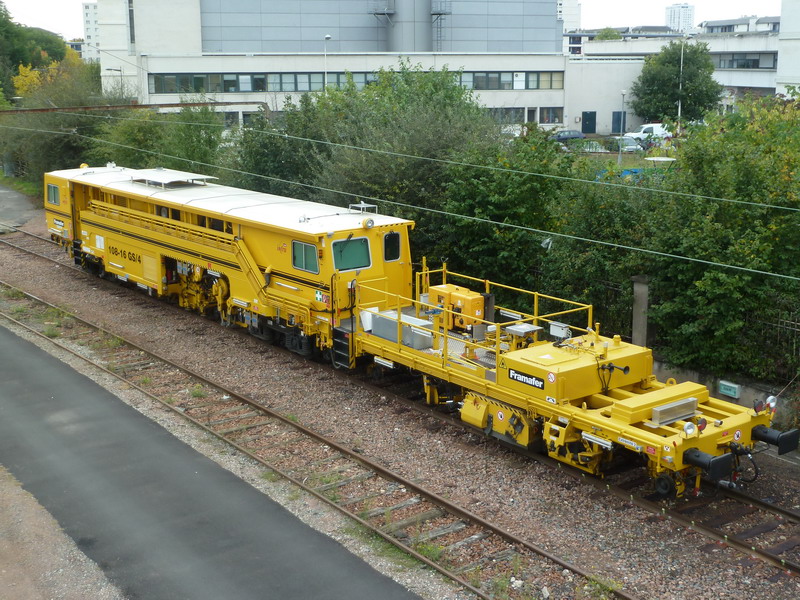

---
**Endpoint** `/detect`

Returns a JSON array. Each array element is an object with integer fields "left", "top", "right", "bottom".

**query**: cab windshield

[{"left": 332, "top": 237, "right": 370, "bottom": 271}]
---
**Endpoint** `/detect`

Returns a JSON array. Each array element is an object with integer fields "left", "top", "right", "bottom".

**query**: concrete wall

[
  {"left": 564, "top": 58, "right": 646, "bottom": 133},
  {"left": 777, "top": 0, "right": 800, "bottom": 94}
]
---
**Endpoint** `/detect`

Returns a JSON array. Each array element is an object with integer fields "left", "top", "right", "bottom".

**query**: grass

[
  {"left": 0, "top": 175, "right": 41, "bottom": 199},
  {"left": 190, "top": 384, "right": 207, "bottom": 398},
  {"left": 42, "top": 325, "right": 60, "bottom": 338},
  {"left": 260, "top": 470, "right": 281, "bottom": 482},
  {"left": 1, "top": 288, "right": 26, "bottom": 300},
  {"left": 91, "top": 335, "right": 124, "bottom": 350},
  {"left": 139, "top": 376, "right": 152, "bottom": 385},
  {"left": 11, "top": 305, "right": 29, "bottom": 316},
  {"left": 412, "top": 541, "right": 445, "bottom": 563},
  {"left": 341, "top": 524, "right": 420, "bottom": 569},
  {"left": 579, "top": 575, "right": 622, "bottom": 600}
]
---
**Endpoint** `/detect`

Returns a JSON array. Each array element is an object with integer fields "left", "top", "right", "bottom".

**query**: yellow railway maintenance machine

[
  {"left": 44, "top": 164, "right": 798, "bottom": 497},
  {"left": 44, "top": 164, "right": 414, "bottom": 366},
  {"left": 355, "top": 265, "right": 799, "bottom": 497}
]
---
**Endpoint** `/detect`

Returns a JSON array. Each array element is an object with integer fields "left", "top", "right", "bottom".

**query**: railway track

[
  {"left": 0, "top": 276, "right": 640, "bottom": 600},
  {"left": 3, "top": 225, "right": 799, "bottom": 594}
]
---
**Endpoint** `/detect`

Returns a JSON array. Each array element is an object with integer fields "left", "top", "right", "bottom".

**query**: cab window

[
  {"left": 292, "top": 241, "right": 319, "bottom": 273},
  {"left": 47, "top": 184, "right": 60, "bottom": 205},
  {"left": 332, "top": 237, "right": 370, "bottom": 271},
  {"left": 384, "top": 232, "right": 400, "bottom": 262}
]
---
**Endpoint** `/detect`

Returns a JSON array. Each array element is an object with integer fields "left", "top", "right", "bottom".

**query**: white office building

[{"left": 94, "top": 0, "right": 799, "bottom": 136}]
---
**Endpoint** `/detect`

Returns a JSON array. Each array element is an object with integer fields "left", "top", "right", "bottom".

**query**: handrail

[
  {"left": 414, "top": 262, "right": 593, "bottom": 330},
  {"left": 90, "top": 201, "right": 232, "bottom": 250}
]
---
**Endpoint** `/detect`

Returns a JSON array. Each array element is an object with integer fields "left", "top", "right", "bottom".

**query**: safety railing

[{"left": 90, "top": 201, "right": 232, "bottom": 251}]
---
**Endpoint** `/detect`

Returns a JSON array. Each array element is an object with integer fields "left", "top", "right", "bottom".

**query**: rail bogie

[{"left": 44, "top": 164, "right": 799, "bottom": 497}]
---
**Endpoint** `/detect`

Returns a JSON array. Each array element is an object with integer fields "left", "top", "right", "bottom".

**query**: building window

[
  {"left": 526, "top": 107, "right": 537, "bottom": 122},
  {"left": 540, "top": 107, "right": 563, "bottom": 124},
  {"left": 488, "top": 107, "right": 525, "bottom": 124},
  {"left": 223, "top": 74, "right": 238, "bottom": 92},
  {"left": 712, "top": 52, "right": 777, "bottom": 69},
  {"left": 292, "top": 241, "right": 319, "bottom": 273},
  {"left": 207, "top": 74, "right": 222, "bottom": 92},
  {"left": 47, "top": 184, "right": 60, "bottom": 205},
  {"left": 128, "top": 0, "right": 135, "bottom": 44}
]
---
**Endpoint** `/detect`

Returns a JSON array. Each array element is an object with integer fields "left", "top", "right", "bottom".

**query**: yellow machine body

[
  {"left": 44, "top": 165, "right": 413, "bottom": 364},
  {"left": 44, "top": 165, "right": 796, "bottom": 496}
]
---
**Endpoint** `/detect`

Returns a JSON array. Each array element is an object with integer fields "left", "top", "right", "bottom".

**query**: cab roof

[{"left": 48, "top": 165, "right": 413, "bottom": 236}]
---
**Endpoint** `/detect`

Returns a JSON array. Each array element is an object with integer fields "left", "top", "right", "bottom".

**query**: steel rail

[{"left": 0, "top": 279, "right": 643, "bottom": 600}]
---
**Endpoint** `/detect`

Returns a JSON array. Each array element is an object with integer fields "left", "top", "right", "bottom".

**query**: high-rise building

[
  {"left": 82, "top": 2, "right": 100, "bottom": 61},
  {"left": 665, "top": 3, "right": 695, "bottom": 33}
]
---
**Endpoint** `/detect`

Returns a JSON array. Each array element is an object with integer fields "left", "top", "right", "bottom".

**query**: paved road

[
  {"left": 0, "top": 184, "right": 39, "bottom": 229},
  {"left": 0, "top": 326, "right": 421, "bottom": 600}
]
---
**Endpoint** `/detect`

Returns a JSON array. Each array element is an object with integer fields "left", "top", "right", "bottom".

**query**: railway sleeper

[
  {"left": 453, "top": 547, "right": 520, "bottom": 575},
  {"left": 205, "top": 411, "right": 262, "bottom": 427},
  {"left": 763, "top": 535, "right": 800, "bottom": 555},
  {"left": 295, "top": 463, "right": 361, "bottom": 481},
  {"left": 733, "top": 520, "right": 782, "bottom": 541},
  {"left": 361, "top": 496, "right": 423, "bottom": 520},
  {"left": 444, "top": 531, "right": 491, "bottom": 553},
  {"left": 381, "top": 507, "right": 446, "bottom": 536},
  {"left": 413, "top": 520, "right": 468, "bottom": 543},
  {"left": 311, "top": 470, "right": 375, "bottom": 493},
  {"left": 337, "top": 483, "right": 407, "bottom": 508},
  {"left": 217, "top": 420, "right": 274, "bottom": 435}
]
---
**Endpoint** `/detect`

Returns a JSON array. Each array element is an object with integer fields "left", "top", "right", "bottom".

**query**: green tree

[
  {"left": 88, "top": 102, "right": 224, "bottom": 173},
  {"left": 594, "top": 28, "right": 622, "bottom": 41},
  {"left": 439, "top": 126, "right": 573, "bottom": 294},
  {"left": 629, "top": 41, "right": 722, "bottom": 123},
  {"left": 228, "top": 62, "right": 502, "bottom": 260},
  {"left": 0, "top": 50, "right": 102, "bottom": 182},
  {"left": 0, "top": 2, "right": 66, "bottom": 100}
]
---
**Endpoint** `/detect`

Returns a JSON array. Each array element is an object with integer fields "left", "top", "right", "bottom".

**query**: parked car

[
  {"left": 579, "top": 140, "right": 610, "bottom": 153},
  {"left": 625, "top": 123, "right": 671, "bottom": 142},
  {"left": 608, "top": 136, "right": 641, "bottom": 152},
  {"left": 549, "top": 129, "right": 585, "bottom": 142}
]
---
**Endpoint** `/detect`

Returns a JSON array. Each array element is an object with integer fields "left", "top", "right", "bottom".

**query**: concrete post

[{"left": 631, "top": 275, "right": 650, "bottom": 347}]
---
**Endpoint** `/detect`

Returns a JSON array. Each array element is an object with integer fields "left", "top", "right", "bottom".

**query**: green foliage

[
  {"left": 440, "top": 126, "right": 572, "bottom": 294},
  {"left": 0, "top": 2, "right": 66, "bottom": 100},
  {"left": 227, "top": 61, "right": 501, "bottom": 260},
  {"left": 0, "top": 51, "right": 102, "bottom": 182},
  {"left": 630, "top": 41, "right": 722, "bottom": 123},
  {"left": 594, "top": 28, "right": 622, "bottom": 40},
  {"left": 643, "top": 95, "right": 800, "bottom": 377}
]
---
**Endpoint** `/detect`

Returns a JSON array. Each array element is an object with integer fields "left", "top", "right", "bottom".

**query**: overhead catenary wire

[
  {"left": 1, "top": 121, "right": 797, "bottom": 283},
  {"left": 36, "top": 109, "right": 800, "bottom": 216}
]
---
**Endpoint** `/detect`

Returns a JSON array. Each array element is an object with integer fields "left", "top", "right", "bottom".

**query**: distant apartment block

[
  {"left": 82, "top": 1, "right": 100, "bottom": 61},
  {"left": 665, "top": 3, "right": 695, "bottom": 33}
]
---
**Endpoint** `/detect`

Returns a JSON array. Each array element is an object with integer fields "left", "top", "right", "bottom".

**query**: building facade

[
  {"left": 665, "top": 3, "right": 695, "bottom": 33},
  {"left": 82, "top": 2, "right": 101, "bottom": 62},
  {"left": 95, "top": 0, "right": 799, "bottom": 136}
]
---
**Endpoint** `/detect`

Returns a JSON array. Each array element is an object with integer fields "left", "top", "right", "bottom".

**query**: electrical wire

[
  {"left": 37, "top": 109, "right": 800, "bottom": 216},
  {"left": 1, "top": 121, "right": 799, "bottom": 283}
]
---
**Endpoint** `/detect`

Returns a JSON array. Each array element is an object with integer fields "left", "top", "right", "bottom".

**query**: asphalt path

[
  {"left": 0, "top": 184, "right": 39, "bottom": 229},
  {"left": 0, "top": 326, "right": 422, "bottom": 600}
]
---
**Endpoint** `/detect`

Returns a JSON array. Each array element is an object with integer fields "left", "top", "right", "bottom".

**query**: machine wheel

[{"left": 655, "top": 474, "right": 676, "bottom": 498}]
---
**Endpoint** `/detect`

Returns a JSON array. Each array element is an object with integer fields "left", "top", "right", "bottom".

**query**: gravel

[{"left": 2, "top": 207, "right": 800, "bottom": 600}]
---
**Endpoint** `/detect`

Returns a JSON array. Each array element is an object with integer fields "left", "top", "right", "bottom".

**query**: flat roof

[{"left": 49, "top": 165, "right": 413, "bottom": 236}]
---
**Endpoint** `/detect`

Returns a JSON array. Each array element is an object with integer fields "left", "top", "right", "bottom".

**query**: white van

[{"left": 625, "top": 123, "right": 671, "bottom": 142}]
